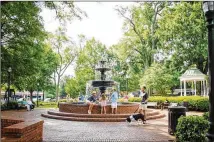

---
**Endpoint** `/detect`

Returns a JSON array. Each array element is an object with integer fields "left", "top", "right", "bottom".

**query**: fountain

[
  {"left": 41, "top": 58, "right": 166, "bottom": 122},
  {"left": 92, "top": 60, "right": 115, "bottom": 93}
]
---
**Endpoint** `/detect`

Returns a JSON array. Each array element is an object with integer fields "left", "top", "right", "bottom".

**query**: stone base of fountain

[
  {"left": 41, "top": 102, "right": 166, "bottom": 122},
  {"left": 59, "top": 102, "right": 140, "bottom": 114}
]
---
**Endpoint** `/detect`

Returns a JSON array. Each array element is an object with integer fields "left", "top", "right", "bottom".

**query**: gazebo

[{"left": 179, "top": 67, "right": 208, "bottom": 96}]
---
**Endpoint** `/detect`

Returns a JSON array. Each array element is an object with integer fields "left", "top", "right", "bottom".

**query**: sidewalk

[{"left": 1, "top": 108, "right": 203, "bottom": 142}]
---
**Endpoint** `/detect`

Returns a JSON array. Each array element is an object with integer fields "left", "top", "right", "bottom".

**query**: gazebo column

[
  {"left": 201, "top": 81, "right": 203, "bottom": 96},
  {"left": 184, "top": 80, "right": 186, "bottom": 96},
  {"left": 203, "top": 80, "right": 206, "bottom": 97},
  {"left": 192, "top": 81, "right": 194, "bottom": 95},
  {"left": 180, "top": 81, "right": 183, "bottom": 96},
  {"left": 194, "top": 80, "right": 197, "bottom": 96}
]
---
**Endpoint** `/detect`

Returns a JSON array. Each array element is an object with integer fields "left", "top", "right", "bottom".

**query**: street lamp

[
  {"left": 7, "top": 67, "right": 12, "bottom": 106},
  {"left": 37, "top": 83, "right": 39, "bottom": 107},
  {"left": 203, "top": 1, "right": 214, "bottom": 142}
]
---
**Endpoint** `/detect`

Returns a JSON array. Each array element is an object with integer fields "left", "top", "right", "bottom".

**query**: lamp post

[
  {"left": 37, "top": 83, "right": 39, "bottom": 107},
  {"left": 7, "top": 67, "right": 12, "bottom": 106},
  {"left": 203, "top": 1, "right": 214, "bottom": 142}
]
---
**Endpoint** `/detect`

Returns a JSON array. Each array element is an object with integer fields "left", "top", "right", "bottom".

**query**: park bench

[
  {"left": 1, "top": 117, "right": 44, "bottom": 142},
  {"left": 170, "top": 103, "right": 178, "bottom": 107},
  {"left": 161, "top": 102, "right": 178, "bottom": 110},
  {"left": 147, "top": 102, "right": 158, "bottom": 108}
]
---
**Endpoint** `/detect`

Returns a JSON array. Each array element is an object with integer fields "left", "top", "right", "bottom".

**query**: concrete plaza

[{"left": 1, "top": 108, "right": 203, "bottom": 142}]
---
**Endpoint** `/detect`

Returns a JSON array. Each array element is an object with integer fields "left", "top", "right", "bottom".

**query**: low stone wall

[
  {"left": 1, "top": 117, "right": 24, "bottom": 131},
  {"left": 1, "top": 117, "right": 44, "bottom": 142},
  {"left": 59, "top": 102, "right": 140, "bottom": 114}
]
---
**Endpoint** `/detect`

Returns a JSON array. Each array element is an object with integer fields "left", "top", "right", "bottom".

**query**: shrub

[
  {"left": 203, "top": 112, "right": 209, "bottom": 120},
  {"left": 38, "top": 102, "right": 57, "bottom": 108},
  {"left": 59, "top": 99, "right": 67, "bottom": 102},
  {"left": 195, "top": 98, "right": 209, "bottom": 111},
  {"left": 7, "top": 101, "right": 18, "bottom": 109},
  {"left": 128, "top": 96, "right": 209, "bottom": 111},
  {"left": 176, "top": 115, "right": 209, "bottom": 142},
  {"left": 1, "top": 103, "right": 8, "bottom": 110},
  {"left": 128, "top": 97, "right": 141, "bottom": 102}
]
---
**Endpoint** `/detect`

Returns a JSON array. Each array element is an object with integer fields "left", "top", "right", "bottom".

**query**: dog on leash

[{"left": 126, "top": 113, "right": 146, "bottom": 125}]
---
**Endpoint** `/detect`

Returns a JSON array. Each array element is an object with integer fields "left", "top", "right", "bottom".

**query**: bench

[
  {"left": 170, "top": 103, "right": 178, "bottom": 107},
  {"left": 1, "top": 117, "right": 44, "bottom": 142},
  {"left": 147, "top": 102, "right": 158, "bottom": 108}
]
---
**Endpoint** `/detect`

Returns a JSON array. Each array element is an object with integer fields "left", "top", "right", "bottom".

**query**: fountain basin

[
  {"left": 91, "top": 80, "right": 115, "bottom": 87},
  {"left": 59, "top": 102, "right": 140, "bottom": 114}
]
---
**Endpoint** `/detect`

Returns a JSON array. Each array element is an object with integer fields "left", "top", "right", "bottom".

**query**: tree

[
  {"left": 115, "top": 2, "right": 166, "bottom": 70},
  {"left": 156, "top": 2, "right": 208, "bottom": 74},
  {"left": 47, "top": 27, "right": 78, "bottom": 102},
  {"left": 1, "top": 2, "right": 46, "bottom": 87},
  {"left": 1, "top": 1, "right": 86, "bottom": 97},
  {"left": 140, "top": 63, "right": 176, "bottom": 95}
]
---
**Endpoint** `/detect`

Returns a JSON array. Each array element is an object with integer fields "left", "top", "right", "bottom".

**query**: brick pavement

[{"left": 1, "top": 108, "right": 204, "bottom": 141}]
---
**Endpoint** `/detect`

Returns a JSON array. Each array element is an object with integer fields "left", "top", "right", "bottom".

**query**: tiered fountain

[
  {"left": 92, "top": 60, "right": 115, "bottom": 93},
  {"left": 41, "top": 59, "right": 166, "bottom": 122}
]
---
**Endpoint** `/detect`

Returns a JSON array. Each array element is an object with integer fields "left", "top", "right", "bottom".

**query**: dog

[{"left": 126, "top": 113, "right": 146, "bottom": 125}]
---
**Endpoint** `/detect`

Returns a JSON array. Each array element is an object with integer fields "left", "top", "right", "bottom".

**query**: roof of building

[{"left": 180, "top": 67, "right": 206, "bottom": 81}]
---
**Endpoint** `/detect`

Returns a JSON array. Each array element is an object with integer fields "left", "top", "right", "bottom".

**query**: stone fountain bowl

[{"left": 59, "top": 102, "right": 140, "bottom": 114}]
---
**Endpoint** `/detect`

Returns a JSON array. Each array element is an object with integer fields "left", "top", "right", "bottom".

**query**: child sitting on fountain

[{"left": 99, "top": 93, "right": 107, "bottom": 114}]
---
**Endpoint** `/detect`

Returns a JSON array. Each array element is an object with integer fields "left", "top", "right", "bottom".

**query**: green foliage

[
  {"left": 1, "top": 2, "right": 59, "bottom": 98},
  {"left": 1, "top": 2, "right": 86, "bottom": 100},
  {"left": 203, "top": 112, "right": 209, "bottom": 120},
  {"left": 46, "top": 94, "right": 55, "bottom": 99},
  {"left": 1, "top": 101, "right": 18, "bottom": 110},
  {"left": 140, "top": 63, "right": 177, "bottom": 95},
  {"left": 128, "top": 97, "right": 142, "bottom": 102},
  {"left": 38, "top": 101, "right": 57, "bottom": 108},
  {"left": 129, "top": 96, "right": 209, "bottom": 111},
  {"left": 176, "top": 115, "right": 209, "bottom": 142},
  {"left": 156, "top": 2, "right": 208, "bottom": 74},
  {"left": 65, "top": 37, "right": 107, "bottom": 97}
]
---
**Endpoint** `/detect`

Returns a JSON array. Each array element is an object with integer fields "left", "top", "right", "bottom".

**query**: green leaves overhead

[
  {"left": 1, "top": 2, "right": 86, "bottom": 96},
  {"left": 156, "top": 2, "right": 207, "bottom": 73}
]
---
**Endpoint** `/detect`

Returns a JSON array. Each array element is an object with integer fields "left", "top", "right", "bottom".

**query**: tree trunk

[
  {"left": 29, "top": 89, "right": 33, "bottom": 102},
  {"left": 56, "top": 76, "right": 60, "bottom": 102},
  {"left": 43, "top": 90, "right": 44, "bottom": 101}
]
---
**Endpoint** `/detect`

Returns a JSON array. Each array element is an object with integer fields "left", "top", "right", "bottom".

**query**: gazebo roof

[{"left": 180, "top": 67, "right": 206, "bottom": 81}]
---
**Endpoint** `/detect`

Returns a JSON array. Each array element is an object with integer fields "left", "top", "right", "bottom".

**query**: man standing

[
  {"left": 139, "top": 86, "right": 149, "bottom": 122},
  {"left": 110, "top": 89, "right": 118, "bottom": 114}
]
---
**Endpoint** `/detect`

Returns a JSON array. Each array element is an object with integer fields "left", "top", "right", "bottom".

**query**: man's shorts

[
  {"left": 86, "top": 100, "right": 95, "bottom": 105},
  {"left": 111, "top": 102, "right": 117, "bottom": 108},
  {"left": 140, "top": 103, "right": 147, "bottom": 110}
]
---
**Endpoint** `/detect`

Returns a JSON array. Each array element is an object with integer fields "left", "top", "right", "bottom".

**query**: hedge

[
  {"left": 203, "top": 112, "right": 209, "bottom": 120},
  {"left": 128, "top": 96, "right": 209, "bottom": 111},
  {"left": 1, "top": 101, "right": 18, "bottom": 110},
  {"left": 176, "top": 115, "right": 209, "bottom": 142}
]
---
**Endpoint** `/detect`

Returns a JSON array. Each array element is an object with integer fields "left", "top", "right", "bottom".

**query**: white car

[
  {"left": 44, "top": 98, "right": 51, "bottom": 102},
  {"left": 17, "top": 98, "right": 24, "bottom": 102}
]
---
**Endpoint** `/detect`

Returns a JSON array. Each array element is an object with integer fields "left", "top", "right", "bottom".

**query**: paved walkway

[{"left": 1, "top": 108, "right": 204, "bottom": 142}]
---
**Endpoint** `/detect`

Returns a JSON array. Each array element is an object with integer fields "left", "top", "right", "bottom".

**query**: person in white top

[{"left": 26, "top": 99, "right": 34, "bottom": 111}]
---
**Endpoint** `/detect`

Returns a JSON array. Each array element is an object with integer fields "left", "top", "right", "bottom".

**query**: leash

[{"left": 134, "top": 103, "right": 141, "bottom": 113}]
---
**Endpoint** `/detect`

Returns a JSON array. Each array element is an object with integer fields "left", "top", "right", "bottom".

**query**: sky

[{"left": 40, "top": 2, "right": 134, "bottom": 76}]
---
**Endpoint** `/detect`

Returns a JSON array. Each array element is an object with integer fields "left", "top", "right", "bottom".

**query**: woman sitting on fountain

[
  {"left": 99, "top": 93, "right": 107, "bottom": 114},
  {"left": 86, "top": 91, "right": 97, "bottom": 114}
]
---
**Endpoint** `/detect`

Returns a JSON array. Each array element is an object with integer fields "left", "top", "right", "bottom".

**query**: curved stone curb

[
  {"left": 47, "top": 110, "right": 160, "bottom": 118},
  {"left": 41, "top": 110, "right": 166, "bottom": 122}
]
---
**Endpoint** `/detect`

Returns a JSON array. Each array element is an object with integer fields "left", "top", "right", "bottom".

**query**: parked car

[
  {"left": 17, "top": 98, "right": 24, "bottom": 102},
  {"left": 44, "top": 98, "right": 51, "bottom": 102},
  {"left": 171, "top": 89, "right": 195, "bottom": 96}
]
